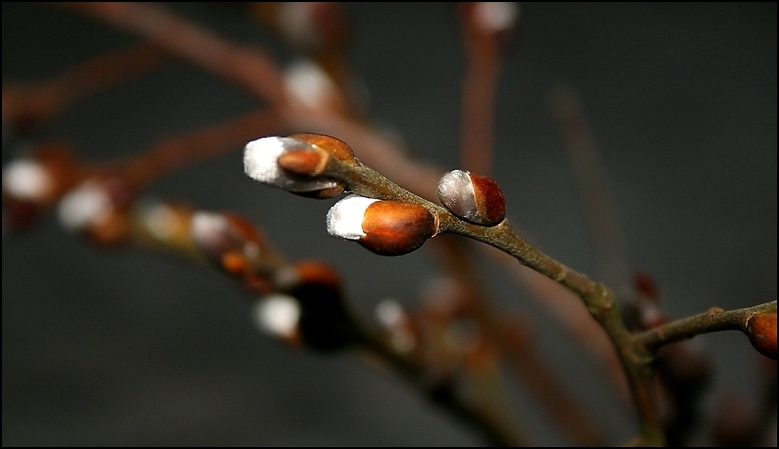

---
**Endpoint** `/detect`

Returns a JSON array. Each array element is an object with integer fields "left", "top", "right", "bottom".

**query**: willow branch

[
  {"left": 3, "top": 42, "right": 166, "bottom": 131},
  {"left": 635, "top": 301, "right": 777, "bottom": 353}
]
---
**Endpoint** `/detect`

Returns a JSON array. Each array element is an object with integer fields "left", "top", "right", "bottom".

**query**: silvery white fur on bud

[
  {"left": 437, "top": 169, "right": 506, "bottom": 226},
  {"left": 2, "top": 159, "right": 54, "bottom": 201},
  {"left": 326, "top": 194, "right": 379, "bottom": 240},
  {"left": 252, "top": 293, "right": 301, "bottom": 340},
  {"left": 244, "top": 136, "right": 339, "bottom": 192}
]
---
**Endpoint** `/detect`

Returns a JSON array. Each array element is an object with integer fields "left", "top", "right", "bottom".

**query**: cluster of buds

[
  {"left": 2, "top": 142, "right": 82, "bottom": 230},
  {"left": 244, "top": 134, "right": 513, "bottom": 257},
  {"left": 253, "top": 260, "right": 360, "bottom": 352}
]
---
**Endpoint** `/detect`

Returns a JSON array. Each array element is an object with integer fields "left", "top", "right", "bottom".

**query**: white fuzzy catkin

[
  {"left": 326, "top": 194, "right": 378, "bottom": 240},
  {"left": 437, "top": 169, "right": 478, "bottom": 221},
  {"left": 243, "top": 136, "right": 338, "bottom": 192}
]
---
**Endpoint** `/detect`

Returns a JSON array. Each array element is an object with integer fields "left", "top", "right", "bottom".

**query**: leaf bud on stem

[
  {"left": 327, "top": 195, "right": 437, "bottom": 256},
  {"left": 437, "top": 169, "right": 505, "bottom": 226},
  {"left": 243, "top": 134, "right": 355, "bottom": 199},
  {"left": 255, "top": 260, "right": 359, "bottom": 351}
]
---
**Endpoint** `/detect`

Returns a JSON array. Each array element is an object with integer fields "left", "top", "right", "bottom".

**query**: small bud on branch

[
  {"left": 327, "top": 195, "right": 437, "bottom": 256},
  {"left": 437, "top": 169, "right": 506, "bottom": 226}
]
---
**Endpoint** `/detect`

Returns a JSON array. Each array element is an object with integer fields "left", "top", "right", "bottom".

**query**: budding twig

[{"left": 635, "top": 301, "right": 777, "bottom": 354}]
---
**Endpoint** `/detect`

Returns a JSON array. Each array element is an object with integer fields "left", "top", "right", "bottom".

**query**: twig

[
  {"left": 635, "top": 301, "right": 777, "bottom": 352},
  {"left": 3, "top": 42, "right": 166, "bottom": 131}
]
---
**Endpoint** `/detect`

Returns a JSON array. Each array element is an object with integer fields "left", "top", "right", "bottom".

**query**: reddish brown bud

[
  {"left": 746, "top": 312, "right": 777, "bottom": 359},
  {"left": 277, "top": 149, "right": 326, "bottom": 176},
  {"left": 190, "top": 211, "right": 266, "bottom": 270},
  {"left": 2, "top": 142, "right": 82, "bottom": 230},
  {"left": 57, "top": 176, "right": 134, "bottom": 246},
  {"left": 361, "top": 201, "right": 436, "bottom": 256},
  {"left": 437, "top": 169, "right": 506, "bottom": 226},
  {"left": 327, "top": 195, "right": 436, "bottom": 256},
  {"left": 275, "top": 148, "right": 346, "bottom": 199},
  {"left": 289, "top": 133, "right": 356, "bottom": 165},
  {"left": 244, "top": 135, "right": 347, "bottom": 198}
]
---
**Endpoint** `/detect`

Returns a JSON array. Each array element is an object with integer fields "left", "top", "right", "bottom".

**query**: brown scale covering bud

[
  {"left": 437, "top": 169, "right": 506, "bottom": 226},
  {"left": 746, "top": 312, "right": 777, "bottom": 359},
  {"left": 327, "top": 195, "right": 437, "bottom": 256}
]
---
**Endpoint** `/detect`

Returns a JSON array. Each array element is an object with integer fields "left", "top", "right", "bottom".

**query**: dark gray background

[{"left": 3, "top": 3, "right": 776, "bottom": 446}]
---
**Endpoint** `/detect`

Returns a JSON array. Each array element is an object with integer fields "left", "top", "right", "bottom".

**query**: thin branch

[
  {"left": 635, "top": 301, "right": 777, "bottom": 353},
  {"left": 3, "top": 42, "right": 166, "bottom": 131},
  {"left": 62, "top": 2, "right": 288, "bottom": 108},
  {"left": 272, "top": 142, "right": 665, "bottom": 444}
]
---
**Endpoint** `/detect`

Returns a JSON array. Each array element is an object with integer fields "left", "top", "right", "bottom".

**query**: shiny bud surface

[
  {"left": 243, "top": 135, "right": 341, "bottom": 196},
  {"left": 437, "top": 169, "right": 505, "bottom": 226},
  {"left": 327, "top": 195, "right": 436, "bottom": 256},
  {"left": 747, "top": 312, "right": 777, "bottom": 359}
]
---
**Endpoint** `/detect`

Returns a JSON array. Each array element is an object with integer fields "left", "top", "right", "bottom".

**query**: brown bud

[
  {"left": 277, "top": 149, "right": 326, "bottom": 176},
  {"left": 289, "top": 133, "right": 356, "bottom": 165},
  {"left": 190, "top": 211, "right": 267, "bottom": 274},
  {"left": 57, "top": 176, "right": 134, "bottom": 246},
  {"left": 361, "top": 201, "right": 437, "bottom": 255},
  {"left": 244, "top": 135, "right": 347, "bottom": 199},
  {"left": 327, "top": 195, "right": 437, "bottom": 256},
  {"left": 2, "top": 142, "right": 81, "bottom": 230},
  {"left": 437, "top": 169, "right": 506, "bottom": 226},
  {"left": 746, "top": 312, "right": 777, "bottom": 359}
]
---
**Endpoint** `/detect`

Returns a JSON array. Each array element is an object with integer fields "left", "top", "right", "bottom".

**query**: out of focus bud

[
  {"left": 265, "top": 259, "right": 359, "bottom": 351},
  {"left": 375, "top": 298, "right": 418, "bottom": 354},
  {"left": 57, "top": 176, "right": 133, "bottom": 246},
  {"left": 437, "top": 169, "right": 505, "bottom": 226},
  {"left": 253, "top": 293, "right": 303, "bottom": 346},
  {"left": 2, "top": 142, "right": 80, "bottom": 230},
  {"left": 284, "top": 59, "right": 348, "bottom": 114},
  {"left": 746, "top": 312, "right": 777, "bottom": 359},
  {"left": 459, "top": 2, "right": 520, "bottom": 54},
  {"left": 189, "top": 210, "right": 280, "bottom": 293},
  {"left": 327, "top": 195, "right": 437, "bottom": 256}
]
